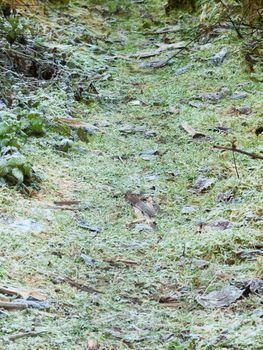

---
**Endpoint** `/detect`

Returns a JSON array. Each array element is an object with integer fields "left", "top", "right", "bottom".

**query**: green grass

[{"left": 0, "top": 1, "right": 262, "bottom": 349}]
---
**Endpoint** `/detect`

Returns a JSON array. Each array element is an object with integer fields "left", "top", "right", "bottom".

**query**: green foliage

[
  {"left": 0, "top": 147, "right": 34, "bottom": 186},
  {"left": 0, "top": 111, "right": 44, "bottom": 185},
  {"left": 0, "top": 14, "right": 31, "bottom": 44}
]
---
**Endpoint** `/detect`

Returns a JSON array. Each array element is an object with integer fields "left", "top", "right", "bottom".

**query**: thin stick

[
  {"left": 218, "top": 0, "right": 243, "bottom": 38},
  {"left": 232, "top": 148, "right": 240, "bottom": 178},
  {"left": 213, "top": 145, "right": 263, "bottom": 160},
  {"left": 3, "top": 330, "right": 47, "bottom": 342}
]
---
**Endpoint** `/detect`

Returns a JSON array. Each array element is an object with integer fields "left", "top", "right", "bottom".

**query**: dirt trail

[{"left": 0, "top": 2, "right": 262, "bottom": 349}]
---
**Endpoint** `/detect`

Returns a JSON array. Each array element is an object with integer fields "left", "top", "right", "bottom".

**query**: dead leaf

[
  {"left": 216, "top": 191, "right": 233, "bottom": 202},
  {"left": 59, "top": 118, "right": 99, "bottom": 130},
  {"left": 139, "top": 148, "right": 159, "bottom": 160},
  {"left": 0, "top": 286, "right": 47, "bottom": 301},
  {"left": 181, "top": 122, "right": 207, "bottom": 139},
  {"left": 211, "top": 220, "right": 233, "bottom": 230},
  {"left": 236, "top": 249, "right": 263, "bottom": 260},
  {"left": 87, "top": 339, "right": 100, "bottom": 350},
  {"left": 0, "top": 294, "right": 10, "bottom": 302},
  {"left": 174, "top": 63, "right": 193, "bottom": 76},
  {"left": 51, "top": 275, "right": 100, "bottom": 293},
  {"left": 235, "top": 106, "right": 251, "bottom": 115},
  {"left": 191, "top": 259, "right": 209, "bottom": 269},
  {"left": 81, "top": 254, "right": 97, "bottom": 266},
  {"left": 3, "top": 330, "right": 47, "bottom": 342},
  {"left": 192, "top": 177, "right": 216, "bottom": 193},
  {"left": 208, "top": 126, "right": 232, "bottom": 134},
  {"left": 0, "top": 302, "right": 28, "bottom": 311},
  {"left": 125, "top": 192, "right": 158, "bottom": 219},
  {"left": 119, "top": 125, "right": 157, "bottom": 137},
  {"left": 245, "top": 279, "right": 263, "bottom": 296},
  {"left": 54, "top": 200, "right": 81, "bottom": 206},
  {"left": 77, "top": 221, "right": 102, "bottom": 233},
  {"left": 129, "top": 42, "right": 186, "bottom": 59},
  {"left": 139, "top": 54, "right": 174, "bottom": 69},
  {"left": 209, "top": 49, "right": 227, "bottom": 66},
  {"left": 196, "top": 285, "right": 244, "bottom": 309},
  {"left": 229, "top": 92, "right": 248, "bottom": 100}
]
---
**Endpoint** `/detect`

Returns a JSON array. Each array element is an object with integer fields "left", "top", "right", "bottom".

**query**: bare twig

[
  {"left": 213, "top": 145, "right": 263, "bottom": 160},
  {"left": 3, "top": 330, "right": 48, "bottom": 342},
  {"left": 218, "top": 0, "right": 243, "bottom": 38}
]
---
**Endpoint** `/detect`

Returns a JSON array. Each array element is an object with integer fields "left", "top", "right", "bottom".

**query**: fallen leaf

[
  {"left": 196, "top": 285, "right": 244, "bottom": 309},
  {"left": 80, "top": 254, "right": 97, "bottom": 266},
  {"left": 208, "top": 126, "right": 232, "bottom": 134},
  {"left": 236, "top": 249, "right": 263, "bottom": 260},
  {"left": 139, "top": 54, "right": 174, "bottom": 69},
  {"left": 139, "top": 148, "right": 159, "bottom": 160},
  {"left": 191, "top": 259, "right": 209, "bottom": 269},
  {"left": 77, "top": 221, "right": 102, "bottom": 233},
  {"left": 229, "top": 92, "right": 248, "bottom": 100},
  {"left": 216, "top": 191, "right": 233, "bottom": 202},
  {"left": 59, "top": 118, "right": 99, "bottom": 131},
  {"left": 125, "top": 192, "right": 158, "bottom": 219},
  {"left": 245, "top": 279, "right": 263, "bottom": 296},
  {"left": 130, "top": 42, "right": 186, "bottom": 59},
  {"left": 235, "top": 106, "right": 251, "bottom": 115},
  {"left": 0, "top": 294, "right": 10, "bottom": 302},
  {"left": 211, "top": 220, "right": 233, "bottom": 230},
  {"left": 174, "top": 63, "right": 193, "bottom": 76},
  {"left": 0, "top": 285, "right": 47, "bottom": 301},
  {"left": 192, "top": 177, "right": 216, "bottom": 193},
  {"left": 209, "top": 49, "right": 227, "bottom": 66},
  {"left": 54, "top": 200, "right": 81, "bottom": 206},
  {"left": 3, "top": 330, "right": 47, "bottom": 342},
  {"left": 87, "top": 339, "right": 100, "bottom": 350},
  {"left": 119, "top": 125, "right": 157, "bottom": 137},
  {"left": 0, "top": 302, "right": 28, "bottom": 311},
  {"left": 51, "top": 275, "right": 100, "bottom": 293},
  {"left": 181, "top": 122, "right": 207, "bottom": 139}
]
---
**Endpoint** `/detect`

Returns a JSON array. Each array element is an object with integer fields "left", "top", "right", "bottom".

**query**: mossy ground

[{"left": 0, "top": 1, "right": 262, "bottom": 349}]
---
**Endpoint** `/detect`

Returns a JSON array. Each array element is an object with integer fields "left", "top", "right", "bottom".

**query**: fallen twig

[
  {"left": 0, "top": 302, "right": 28, "bottom": 311},
  {"left": 213, "top": 145, "right": 263, "bottom": 160},
  {"left": 3, "top": 330, "right": 48, "bottom": 342}
]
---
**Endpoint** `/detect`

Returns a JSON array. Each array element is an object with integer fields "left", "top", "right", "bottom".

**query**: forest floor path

[{"left": 0, "top": 2, "right": 262, "bottom": 349}]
